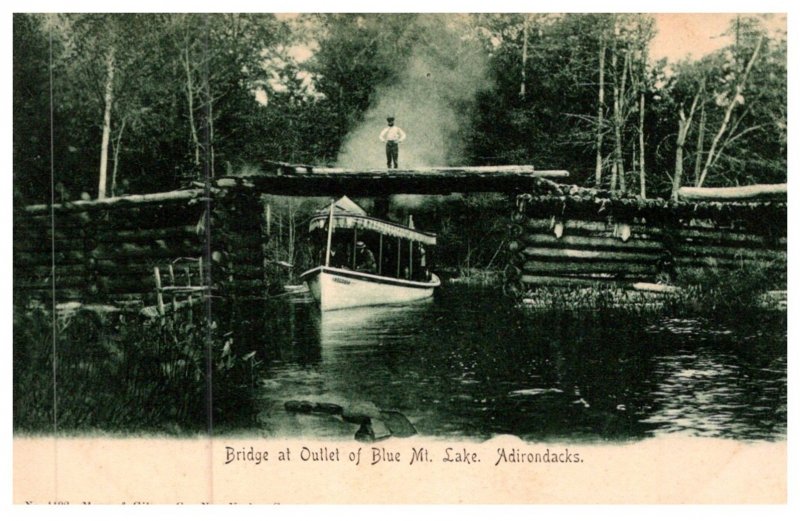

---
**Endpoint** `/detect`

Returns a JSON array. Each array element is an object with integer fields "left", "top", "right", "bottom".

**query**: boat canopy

[
  {"left": 316, "top": 195, "right": 368, "bottom": 216},
  {"left": 310, "top": 196, "right": 437, "bottom": 246}
]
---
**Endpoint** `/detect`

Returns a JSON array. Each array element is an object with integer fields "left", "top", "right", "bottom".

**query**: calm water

[{"left": 235, "top": 285, "right": 786, "bottom": 442}]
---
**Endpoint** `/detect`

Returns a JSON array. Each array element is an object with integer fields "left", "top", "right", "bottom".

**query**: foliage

[
  {"left": 675, "top": 261, "right": 784, "bottom": 316},
  {"left": 13, "top": 13, "right": 786, "bottom": 206},
  {"left": 13, "top": 305, "right": 261, "bottom": 434}
]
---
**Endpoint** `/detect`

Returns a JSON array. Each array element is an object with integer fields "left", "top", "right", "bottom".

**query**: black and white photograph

[{"left": 8, "top": 7, "right": 790, "bottom": 504}]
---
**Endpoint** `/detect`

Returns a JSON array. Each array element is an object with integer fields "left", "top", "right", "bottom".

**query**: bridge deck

[{"left": 215, "top": 165, "right": 569, "bottom": 196}]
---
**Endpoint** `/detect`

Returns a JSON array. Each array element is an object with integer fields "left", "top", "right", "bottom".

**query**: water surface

[{"left": 237, "top": 286, "right": 786, "bottom": 441}]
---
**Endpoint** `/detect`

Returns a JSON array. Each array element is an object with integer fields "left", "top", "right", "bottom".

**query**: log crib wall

[{"left": 14, "top": 188, "right": 268, "bottom": 307}]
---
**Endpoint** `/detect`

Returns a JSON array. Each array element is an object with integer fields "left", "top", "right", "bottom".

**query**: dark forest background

[{"left": 13, "top": 13, "right": 786, "bottom": 203}]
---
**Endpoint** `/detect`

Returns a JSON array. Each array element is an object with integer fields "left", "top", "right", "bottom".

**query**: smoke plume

[{"left": 336, "top": 15, "right": 490, "bottom": 170}]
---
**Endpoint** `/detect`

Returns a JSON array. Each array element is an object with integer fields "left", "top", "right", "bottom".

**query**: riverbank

[{"left": 13, "top": 275, "right": 786, "bottom": 440}]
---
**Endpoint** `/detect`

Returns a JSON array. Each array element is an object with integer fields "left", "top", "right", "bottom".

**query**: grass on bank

[{"left": 13, "top": 303, "right": 261, "bottom": 435}]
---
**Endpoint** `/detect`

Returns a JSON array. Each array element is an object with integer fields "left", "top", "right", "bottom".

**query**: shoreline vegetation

[
  {"left": 13, "top": 303, "right": 262, "bottom": 435},
  {"left": 445, "top": 260, "right": 786, "bottom": 315},
  {"left": 13, "top": 261, "right": 785, "bottom": 436}
]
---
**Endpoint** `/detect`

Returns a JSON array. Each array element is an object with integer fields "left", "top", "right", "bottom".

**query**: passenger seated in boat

[
  {"left": 323, "top": 243, "right": 348, "bottom": 269},
  {"left": 355, "top": 241, "right": 377, "bottom": 274}
]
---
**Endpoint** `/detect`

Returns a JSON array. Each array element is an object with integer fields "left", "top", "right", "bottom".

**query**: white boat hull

[{"left": 300, "top": 266, "right": 440, "bottom": 311}]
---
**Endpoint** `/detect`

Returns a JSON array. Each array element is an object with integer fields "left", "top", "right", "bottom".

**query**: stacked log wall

[
  {"left": 209, "top": 190, "right": 268, "bottom": 296},
  {"left": 14, "top": 189, "right": 268, "bottom": 306},
  {"left": 505, "top": 193, "right": 787, "bottom": 294}
]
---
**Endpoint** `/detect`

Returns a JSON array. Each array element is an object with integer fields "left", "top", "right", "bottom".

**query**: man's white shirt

[{"left": 380, "top": 126, "right": 407, "bottom": 143}]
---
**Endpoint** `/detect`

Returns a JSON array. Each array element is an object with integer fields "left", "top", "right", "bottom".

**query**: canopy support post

[
  {"left": 378, "top": 234, "right": 383, "bottom": 275},
  {"left": 325, "top": 201, "right": 334, "bottom": 267},
  {"left": 409, "top": 241, "right": 413, "bottom": 280},
  {"left": 352, "top": 228, "right": 358, "bottom": 269},
  {"left": 397, "top": 237, "right": 401, "bottom": 279}
]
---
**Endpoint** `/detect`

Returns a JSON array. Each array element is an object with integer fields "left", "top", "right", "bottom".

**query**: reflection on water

[{"left": 230, "top": 287, "right": 786, "bottom": 441}]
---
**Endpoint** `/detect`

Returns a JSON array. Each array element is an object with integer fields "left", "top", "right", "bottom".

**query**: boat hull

[{"left": 300, "top": 266, "right": 440, "bottom": 311}]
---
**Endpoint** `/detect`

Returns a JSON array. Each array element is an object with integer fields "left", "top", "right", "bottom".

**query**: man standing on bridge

[{"left": 379, "top": 116, "right": 406, "bottom": 169}]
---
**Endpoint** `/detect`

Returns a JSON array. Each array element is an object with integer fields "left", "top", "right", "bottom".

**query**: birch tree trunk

[
  {"left": 110, "top": 116, "right": 126, "bottom": 197},
  {"left": 672, "top": 117, "right": 687, "bottom": 201},
  {"left": 610, "top": 22, "right": 619, "bottom": 193},
  {"left": 610, "top": 18, "right": 626, "bottom": 193},
  {"left": 672, "top": 86, "right": 702, "bottom": 200},
  {"left": 520, "top": 14, "right": 528, "bottom": 99},
  {"left": 616, "top": 49, "right": 629, "bottom": 193},
  {"left": 594, "top": 35, "right": 606, "bottom": 187},
  {"left": 697, "top": 36, "right": 763, "bottom": 187},
  {"left": 693, "top": 101, "right": 706, "bottom": 186},
  {"left": 638, "top": 90, "right": 646, "bottom": 198},
  {"left": 182, "top": 42, "right": 201, "bottom": 168},
  {"left": 208, "top": 84, "right": 215, "bottom": 178},
  {"left": 98, "top": 48, "right": 115, "bottom": 200}
]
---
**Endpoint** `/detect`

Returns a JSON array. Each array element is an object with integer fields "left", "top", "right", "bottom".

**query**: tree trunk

[
  {"left": 697, "top": 36, "right": 764, "bottom": 187},
  {"left": 672, "top": 118, "right": 686, "bottom": 201},
  {"left": 288, "top": 200, "right": 295, "bottom": 266},
  {"left": 638, "top": 91, "right": 646, "bottom": 198},
  {"left": 520, "top": 14, "right": 528, "bottom": 99},
  {"left": 208, "top": 84, "right": 215, "bottom": 178},
  {"left": 98, "top": 48, "right": 115, "bottom": 200},
  {"left": 671, "top": 80, "right": 704, "bottom": 200},
  {"left": 616, "top": 49, "right": 629, "bottom": 193},
  {"left": 610, "top": 19, "right": 626, "bottom": 193},
  {"left": 594, "top": 35, "right": 606, "bottom": 187},
  {"left": 610, "top": 162, "right": 618, "bottom": 193},
  {"left": 182, "top": 41, "right": 201, "bottom": 168},
  {"left": 110, "top": 116, "right": 127, "bottom": 197},
  {"left": 693, "top": 101, "right": 706, "bottom": 186}
]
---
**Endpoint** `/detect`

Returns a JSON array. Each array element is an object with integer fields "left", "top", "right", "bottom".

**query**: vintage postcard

[{"left": 9, "top": 8, "right": 789, "bottom": 505}]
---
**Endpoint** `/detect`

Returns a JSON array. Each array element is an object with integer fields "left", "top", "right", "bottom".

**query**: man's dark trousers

[{"left": 386, "top": 141, "right": 399, "bottom": 169}]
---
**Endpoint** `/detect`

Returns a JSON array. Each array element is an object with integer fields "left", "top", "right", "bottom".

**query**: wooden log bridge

[
  {"left": 217, "top": 164, "right": 569, "bottom": 196},
  {"left": 16, "top": 163, "right": 564, "bottom": 307},
  {"left": 15, "top": 158, "right": 787, "bottom": 307}
]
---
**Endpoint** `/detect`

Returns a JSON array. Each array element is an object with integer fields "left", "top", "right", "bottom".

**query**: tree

[
  {"left": 696, "top": 28, "right": 764, "bottom": 186},
  {"left": 13, "top": 14, "right": 53, "bottom": 203},
  {"left": 662, "top": 15, "right": 785, "bottom": 195},
  {"left": 594, "top": 23, "right": 607, "bottom": 187},
  {"left": 672, "top": 77, "right": 705, "bottom": 200}
]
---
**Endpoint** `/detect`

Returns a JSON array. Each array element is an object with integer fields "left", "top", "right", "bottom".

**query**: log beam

[
  {"left": 677, "top": 184, "right": 787, "bottom": 202},
  {"left": 215, "top": 167, "right": 569, "bottom": 196}
]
